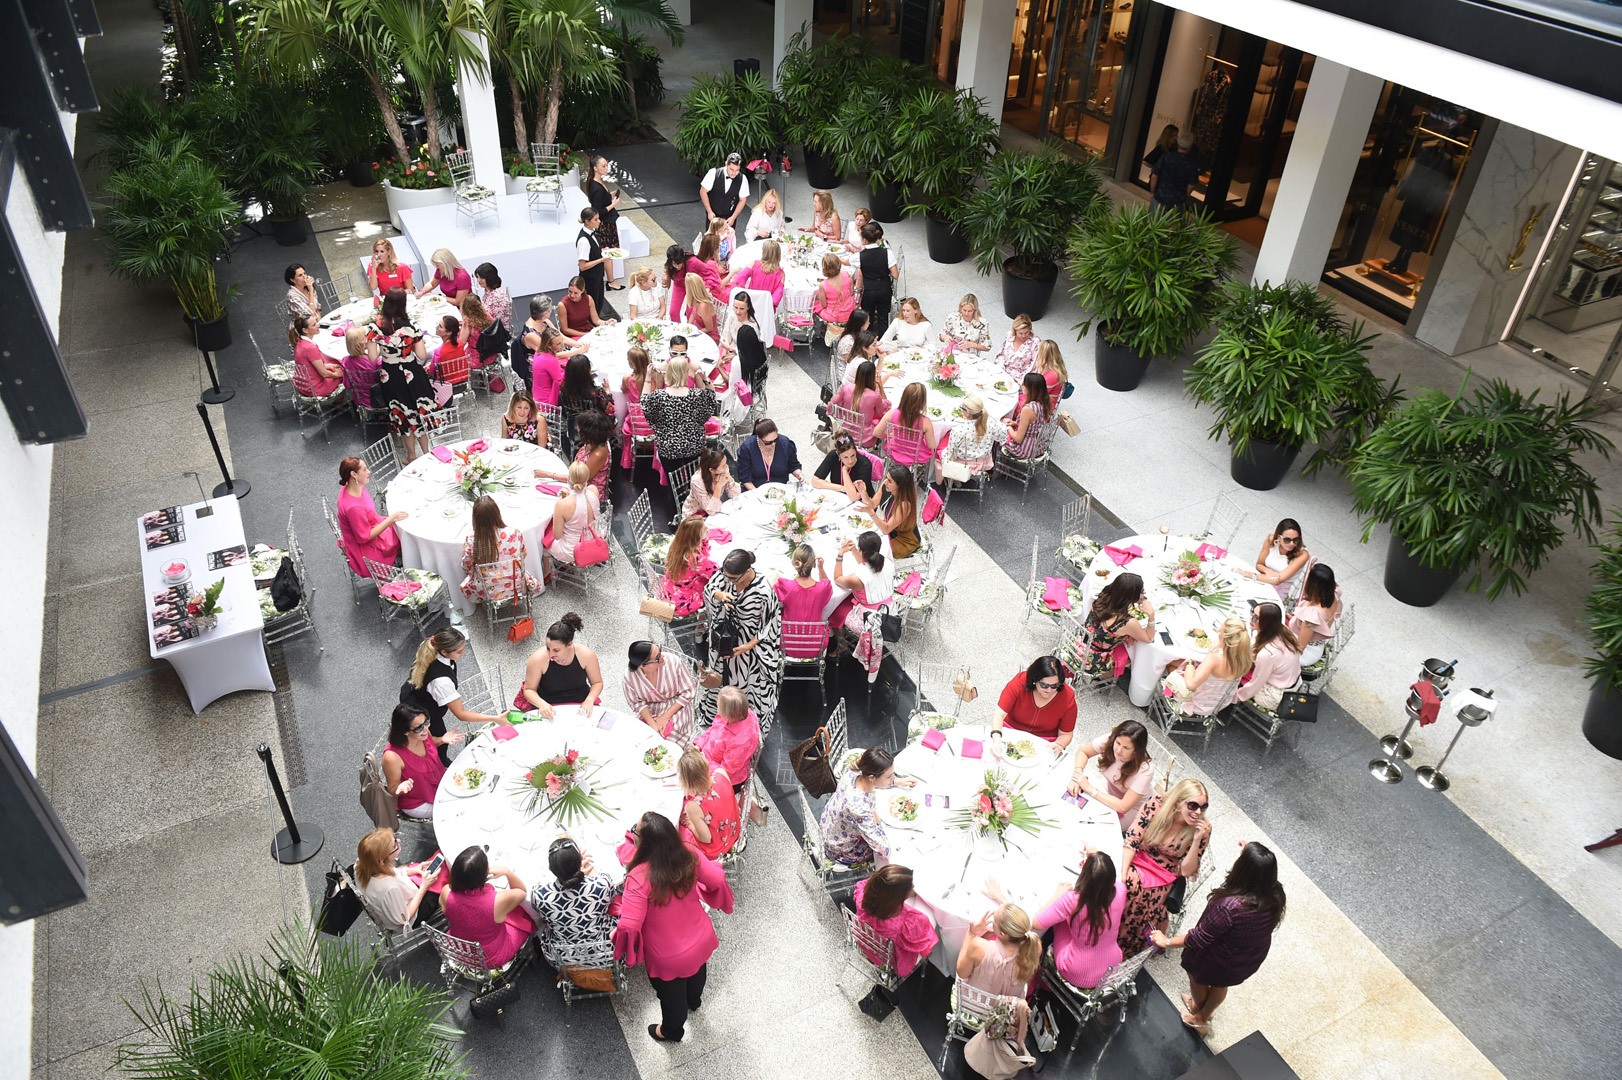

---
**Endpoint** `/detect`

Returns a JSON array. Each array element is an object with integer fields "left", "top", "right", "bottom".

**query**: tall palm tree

[{"left": 358, "top": 0, "right": 491, "bottom": 161}]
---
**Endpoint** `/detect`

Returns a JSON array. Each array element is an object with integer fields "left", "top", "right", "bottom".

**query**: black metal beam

[{"left": 0, "top": 0, "right": 96, "bottom": 231}]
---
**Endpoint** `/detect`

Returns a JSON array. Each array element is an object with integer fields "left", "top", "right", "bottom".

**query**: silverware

[{"left": 941, "top": 846, "right": 975, "bottom": 899}]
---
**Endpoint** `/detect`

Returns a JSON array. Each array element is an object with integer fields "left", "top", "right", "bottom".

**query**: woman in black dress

[
  {"left": 515, "top": 612, "right": 604, "bottom": 718},
  {"left": 369, "top": 287, "right": 437, "bottom": 463},
  {"left": 588, "top": 154, "right": 624, "bottom": 291}
]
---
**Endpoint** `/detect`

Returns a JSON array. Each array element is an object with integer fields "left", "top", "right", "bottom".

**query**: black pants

[
  {"left": 649, "top": 963, "right": 708, "bottom": 1040},
  {"left": 583, "top": 268, "right": 607, "bottom": 314},
  {"left": 864, "top": 294, "right": 892, "bottom": 339}
]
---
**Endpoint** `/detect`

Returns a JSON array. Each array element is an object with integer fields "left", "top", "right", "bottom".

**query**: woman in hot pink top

[
  {"left": 774, "top": 544, "right": 835, "bottom": 634},
  {"left": 1031, "top": 851, "right": 1126, "bottom": 988},
  {"left": 614, "top": 811, "right": 735, "bottom": 1042},
  {"left": 529, "top": 332, "right": 565, "bottom": 407},
  {"left": 442, "top": 846, "right": 534, "bottom": 968},
  {"left": 872, "top": 383, "right": 937, "bottom": 466},
  {"left": 732, "top": 240, "right": 786, "bottom": 309},
  {"left": 854, "top": 865, "right": 938, "bottom": 978},
  {"left": 417, "top": 248, "right": 473, "bottom": 304},
  {"left": 335, "top": 457, "right": 404, "bottom": 577},
  {"left": 695, "top": 687, "right": 762, "bottom": 785},
  {"left": 830, "top": 361, "right": 890, "bottom": 448},
  {"left": 291, "top": 315, "right": 344, "bottom": 396}
]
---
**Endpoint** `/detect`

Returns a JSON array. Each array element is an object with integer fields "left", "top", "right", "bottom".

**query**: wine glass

[{"left": 1159, "top": 524, "right": 1171, "bottom": 552}]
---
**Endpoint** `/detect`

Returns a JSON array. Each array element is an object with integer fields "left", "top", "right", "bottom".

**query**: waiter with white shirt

[
  {"left": 699, "top": 152, "right": 750, "bottom": 233},
  {"left": 576, "top": 206, "right": 609, "bottom": 312}
]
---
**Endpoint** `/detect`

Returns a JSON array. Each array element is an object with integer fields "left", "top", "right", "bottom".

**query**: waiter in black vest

[
  {"left": 576, "top": 206, "right": 608, "bottom": 312},
  {"left": 699, "top": 151, "right": 751, "bottom": 233}
]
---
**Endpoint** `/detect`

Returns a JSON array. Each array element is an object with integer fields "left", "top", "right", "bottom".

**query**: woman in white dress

[
  {"left": 1246, "top": 518, "right": 1311, "bottom": 602},
  {"left": 715, "top": 293, "right": 761, "bottom": 424},
  {"left": 744, "top": 189, "right": 785, "bottom": 242},
  {"left": 626, "top": 267, "right": 664, "bottom": 321},
  {"left": 547, "top": 461, "right": 600, "bottom": 566},
  {"left": 829, "top": 532, "right": 895, "bottom": 684},
  {"left": 878, "top": 298, "right": 933, "bottom": 351}
]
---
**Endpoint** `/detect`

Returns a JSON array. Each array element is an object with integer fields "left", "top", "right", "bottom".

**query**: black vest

[
  {"left": 578, "top": 228, "right": 603, "bottom": 280},
  {"left": 708, "top": 168, "right": 744, "bottom": 217},
  {"left": 859, "top": 245, "right": 892, "bottom": 303},
  {"left": 420, "top": 656, "right": 457, "bottom": 735}
]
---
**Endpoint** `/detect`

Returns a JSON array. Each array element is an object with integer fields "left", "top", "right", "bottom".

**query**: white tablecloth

[
  {"left": 702, "top": 482, "right": 889, "bottom": 621},
  {"left": 888, "top": 724, "right": 1125, "bottom": 970},
  {"left": 315, "top": 297, "right": 458, "bottom": 361},
  {"left": 140, "top": 497, "right": 276, "bottom": 713},
  {"left": 580, "top": 319, "right": 722, "bottom": 417},
  {"left": 875, "top": 346, "right": 1023, "bottom": 447},
  {"left": 731, "top": 237, "right": 843, "bottom": 312},
  {"left": 431, "top": 706, "right": 685, "bottom": 890},
  {"left": 1079, "top": 533, "right": 1280, "bottom": 707},
  {"left": 385, "top": 439, "right": 569, "bottom": 615}
]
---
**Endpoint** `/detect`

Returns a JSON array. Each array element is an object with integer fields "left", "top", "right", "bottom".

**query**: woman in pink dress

[
  {"left": 614, "top": 811, "right": 735, "bottom": 1042},
  {"left": 340, "top": 327, "right": 382, "bottom": 408},
  {"left": 335, "top": 457, "right": 405, "bottom": 577},
  {"left": 774, "top": 544, "right": 834, "bottom": 640},
  {"left": 993, "top": 314, "right": 1039, "bottom": 376},
  {"left": 812, "top": 253, "right": 857, "bottom": 346},
  {"left": 661, "top": 516, "right": 718, "bottom": 618},
  {"left": 380, "top": 702, "right": 462, "bottom": 820},
  {"left": 367, "top": 238, "right": 413, "bottom": 300},
  {"left": 854, "top": 864, "right": 937, "bottom": 978},
  {"left": 678, "top": 749, "right": 741, "bottom": 860},
  {"left": 1034, "top": 338, "right": 1068, "bottom": 402},
  {"left": 732, "top": 240, "right": 785, "bottom": 309},
  {"left": 442, "top": 845, "right": 534, "bottom": 968},
  {"left": 625, "top": 640, "right": 700, "bottom": 742},
  {"left": 291, "top": 315, "right": 344, "bottom": 397},
  {"left": 529, "top": 329, "right": 566, "bottom": 407},
  {"left": 546, "top": 462, "right": 600, "bottom": 567},
  {"left": 696, "top": 686, "right": 762, "bottom": 801},
  {"left": 871, "top": 382, "right": 938, "bottom": 467},
  {"left": 1028, "top": 850, "right": 1127, "bottom": 989},
  {"left": 829, "top": 360, "right": 892, "bottom": 448}
]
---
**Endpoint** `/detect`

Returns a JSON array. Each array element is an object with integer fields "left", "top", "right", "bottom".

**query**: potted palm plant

[
  {"left": 816, "top": 56, "right": 927, "bottom": 222},
  {"left": 101, "top": 134, "right": 244, "bottom": 351},
  {"left": 1583, "top": 514, "right": 1622, "bottom": 759},
  {"left": 1067, "top": 202, "right": 1237, "bottom": 390},
  {"left": 776, "top": 29, "right": 867, "bottom": 190},
  {"left": 896, "top": 87, "right": 999, "bottom": 263},
  {"left": 237, "top": 91, "right": 328, "bottom": 246},
  {"left": 961, "top": 145, "right": 1105, "bottom": 319},
  {"left": 1184, "top": 280, "right": 1399, "bottom": 489},
  {"left": 1348, "top": 376, "right": 1614, "bottom": 606},
  {"left": 671, "top": 70, "right": 780, "bottom": 178}
]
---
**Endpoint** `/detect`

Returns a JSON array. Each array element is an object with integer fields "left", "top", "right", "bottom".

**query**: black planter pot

[
  {"left": 1230, "top": 437, "right": 1301, "bottom": 490},
  {"left": 925, "top": 214, "right": 969, "bottom": 263},
  {"left": 1383, "top": 534, "right": 1463, "bottom": 607},
  {"left": 867, "top": 179, "right": 904, "bottom": 222},
  {"left": 1094, "top": 335, "right": 1151, "bottom": 391},
  {"left": 1000, "top": 260, "right": 1058, "bottom": 320},
  {"left": 269, "top": 215, "right": 307, "bottom": 247},
  {"left": 1582, "top": 681, "right": 1622, "bottom": 760},
  {"left": 346, "top": 160, "right": 377, "bottom": 187},
  {"left": 803, "top": 146, "right": 844, "bottom": 189},
  {"left": 186, "top": 312, "right": 233, "bottom": 353}
]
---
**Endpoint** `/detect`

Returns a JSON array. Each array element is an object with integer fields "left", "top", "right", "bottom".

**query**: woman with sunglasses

[
  {"left": 701, "top": 550, "right": 784, "bottom": 730},
  {"left": 624, "top": 640, "right": 699, "bottom": 742},
  {"left": 1117, "top": 779, "right": 1211, "bottom": 953},
  {"left": 381, "top": 704, "right": 461, "bottom": 820},
  {"left": 990, "top": 655, "right": 1077, "bottom": 755},
  {"left": 530, "top": 835, "right": 619, "bottom": 969},
  {"left": 1245, "top": 518, "right": 1311, "bottom": 601},
  {"left": 735, "top": 418, "right": 804, "bottom": 489}
]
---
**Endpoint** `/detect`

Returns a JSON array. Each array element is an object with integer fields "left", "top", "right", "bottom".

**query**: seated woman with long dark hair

[
  {"left": 1068, "top": 719, "right": 1155, "bottom": 830},
  {"left": 1287, "top": 564, "right": 1343, "bottom": 665},
  {"left": 1232, "top": 601, "right": 1303, "bottom": 710},
  {"left": 854, "top": 863, "right": 938, "bottom": 978},
  {"left": 1031, "top": 849, "right": 1127, "bottom": 988},
  {"left": 381, "top": 702, "right": 462, "bottom": 820},
  {"left": 1080, "top": 573, "right": 1157, "bottom": 679}
]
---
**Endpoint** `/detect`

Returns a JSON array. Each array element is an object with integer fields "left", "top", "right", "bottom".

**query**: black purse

[
  {"left": 476, "top": 319, "right": 512, "bottom": 361},
  {"left": 469, "top": 977, "right": 522, "bottom": 1019},
  {"left": 880, "top": 610, "right": 903, "bottom": 643},
  {"left": 709, "top": 613, "right": 742, "bottom": 664},
  {"left": 1278, "top": 690, "right": 1320, "bottom": 723},
  {"left": 316, "top": 859, "right": 364, "bottom": 936},
  {"left": 270, "top": 556, "right": 302, "bottom": 612}
]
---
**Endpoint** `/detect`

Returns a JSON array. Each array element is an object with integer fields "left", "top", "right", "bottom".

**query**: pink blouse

[
  {"left": 294, "top": 338, "right": 342, "bottom": 397},
  {"left": 442, "top": 883, "right": 535, "bottom": 969},
  {"left": 733, "top": 263, "right": 785, "bottom": 308},
  {"left": 1034, "top": 882, "right": 1127, "bottom": 989},
  {"left": 386, "top": 739, "right": 444, "bottom": 812},
  {"left": 663, "top": 556, "right": 717, "bottom": 618},
  {"left": 775, "top": 576, "right": 833, "bottom": 631},
  {"left": 530, "top": 352, "right": 564, "bottom": 406},
  {"left": 831, "top": 384, "right": 887, "bottom": 447},
  {"left": 613, "top": 855, "right": 734, "bottom": 979},
  {"left": 435, "top": 267, "right": 473, "bottom": 300},
  {"left": 336, "top": 486, "right": 399, "bottom": 577},
  {"left": 695, "top": 711, "right": 762, "bottom": 782},
  {"left": 813, "top": 271, "right": 857, "bottom": 323},
  {"left": 853, "top": 878, "right": 938, "bottom": 977}
]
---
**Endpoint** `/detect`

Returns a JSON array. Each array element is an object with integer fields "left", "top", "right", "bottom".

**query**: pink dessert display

[{"left": 162, "top": 560, "right": 190, "bottom": 583}]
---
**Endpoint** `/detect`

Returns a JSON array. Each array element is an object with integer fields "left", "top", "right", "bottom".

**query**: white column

[
  {"left": 668, "top": 0, "right": 691, "bottom": 26},
  {"left": 1253, "top": 60, "right": 1383, "bottom": 286},
  {"left": 455, "top": 29, "right": 505, "bottom": 191},
  {"left": 773, "top": 0, "right": 813, "bottom": 85},
  {"left": 957, "top": 0, "right": 1016, "bottom": 125}
]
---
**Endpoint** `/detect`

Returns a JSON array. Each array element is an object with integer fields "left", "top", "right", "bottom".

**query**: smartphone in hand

[{"left": 421, "top": 852, "right": 446, "bottom": 878}]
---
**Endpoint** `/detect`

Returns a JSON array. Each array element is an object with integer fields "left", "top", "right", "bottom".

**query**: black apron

[
  {"left": 859, "top": 245, "right": 892, "bottom": 335},
  {"left": 578, "top": 228, "right": 606, "bottom": 310},
  {"left": 707, "top": 168, "right": 744, "bottom": 221}
]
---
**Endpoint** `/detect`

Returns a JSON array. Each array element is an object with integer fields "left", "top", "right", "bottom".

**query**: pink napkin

[
  {"left": 491, "top": 725, "right": 519, "bottom": 741},
  {"left": 1042, "top": 576, "right": 1073, "bottom": 610},
  {"left": 1103, "top": 544, "right": 1142, "bottom": 566},
  {"left": 920, "top": 728, "right": 946, "bottom": 751},
  {"left": 536, "top": 481, "right": 565, "bottom": 495},
  {"left": 707, "top": 528, "right": 732, "bottom": 543},
  {"left": 466, "top": 439, "right": 489, "bottom": 453},
  {"left": 378, "top": 580, "right": 422, "bottom": 602},
  {"left": 961, "top": 738, "right": 984, "bottom": 760},
  {"left": 897, "top": 572, "right": 923, "bottom": 596},
  {"left": 431, "top": 446, "right": 453, "bottom": 462},
  {"left": 329, "top": 321, "right": 353, "bottom": 336},
  {"left": 703, "top": 417, "right": 724, "bottom": 435},
  {"left": 1195, "top": 542, "right": 1228, "bottom": 561}
]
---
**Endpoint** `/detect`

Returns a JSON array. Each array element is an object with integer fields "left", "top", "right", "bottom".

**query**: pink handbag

[{"left": 574, "top": 524, "right": 610, "bottom": 567}]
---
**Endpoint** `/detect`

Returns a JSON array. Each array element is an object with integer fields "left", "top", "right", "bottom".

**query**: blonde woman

[
  {"left": 994, "top": 314, "right": 1039, "bottom": 376},
  {"left": 1034, "top": 339, "right": 1069, "bottom": 401},
  {"left": 678, "top": 748, "right": 741, "bottom": 860},
  {"left": 956, "top": 902, "right": 1044, "bottom": 999},
  {"left": 683, "top": 271, "right": 720, "bottom": 344},
  {"left": 937, "top": 394, "right": 1007, "bottom": 481},
  {"left": 801, "top": 190, "right": 841, "bottom": 244},
  {"left": 745, "top": 188, "right": 785, "bottom": 241},
  {"left": 940, "top": 294, "right": 992, "bottom": 352},
  {"left": 367, "top": 238, "right": 413, "bottom": 299},
  {"left": 547, "top": 461, "right": 600, "bottom": 567},
  {"left": 417, "top": 248, "right": 471, "bottom": 304},
  {"left": 733, "top": 239, "right": 785, "bottom": 309},
  {"left": 878, "top": 297, "right": 932, "bottom": 351},
  {"left": 626, "top": 267, "right": 664, "bottom": 321},
  {"left": 1118, "top": 778, "right": 1211, "bottom": 953},
  {"left": 1166, "top": 617, "right": 1253, "bottom": 716}
]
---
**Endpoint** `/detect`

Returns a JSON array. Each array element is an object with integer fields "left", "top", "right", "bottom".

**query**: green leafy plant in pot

[
  {"left": 1582, "top": 513, "right": 1622, "bottom": 759},
  {"left": 960, "top": 145, "right": 1105, "bottom": 319},
  {"left": 1067, "top": 202, "right": 1237, "bottom": 390},
  {"left": 101, "top": 133, "right": 244, "bottom": 351},
  {"left": 775, "top": 28, "right": 868, "bottom": 190},
  {"left": 1347, "top": 375, "right": 1613, "bottom": 606},
  {"left": 816, "top": 55, "right": 928, "bottom": 222},
  {"left": 1184, "top": 280, "right": 1399, "bottom": 489},
  {"left": 671, "top": 70, "right": 780, "bottom": 179},
  {"left": 193, "top": 78, "right": 327, "bottom": 246},
  {"left": 896, "top": 86, "right": 999, "bottom": 263}
]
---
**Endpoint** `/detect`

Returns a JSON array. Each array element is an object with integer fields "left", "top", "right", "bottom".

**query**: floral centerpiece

[
  {"left": 950, "top": 768, "right": 1049, "bottom": 857},
  {"left": 512, "top": 747, "right": 617, "bottom": 826},
  {"left": 375, "top": 147, "right": 449, "bottom": 191},
  {"left": 774, "top": 497, "right": 820, "bottom": 550},
  {"left": 453, "top": 448, "right": 515, "bottom": 500},
  {"left": 1162, "top": 551, "right": 1234, "bottom": 609},
  {"left": 184, "top": 578, "right": 226, "bottom": 631},
  {"left": 624, "top": 321, "right": 665, "bottom": 348},
  {"left": 929, "top": 352, "right": 965, "bottom": 397}
]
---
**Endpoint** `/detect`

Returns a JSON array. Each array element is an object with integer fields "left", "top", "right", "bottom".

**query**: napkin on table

[
  {"left": 961, "top": 738, "right": 984, "bottom": 760},
  {"left": 707, "top": 528, "right": 732, "bottom": 543},
  {"left": 1103, "top": 544, "right": 1142, "bottom": 566},
  {"left": 466, "top": 439, "right": 489, "bottom": 453},
  {"left": 920, "top": 728, "right": 946, "bottom": 752},
  {"left": 491, "top": 725, "right": 519, "bottom": 741},
  {"left": 1042, "top": 576, "right": 1073, "bottom": 610},
  {"left": 430, "top": 446, "right": 453, "bottom": 463},
  {"left": 1195, "top": 542, "right": 1227, "bottom": 561},
  {"left": 897, "top": 572, "right": 923, "bottom": 596},
  {"left": 536, "top": 481, "right": 565, "bottom": 495}
]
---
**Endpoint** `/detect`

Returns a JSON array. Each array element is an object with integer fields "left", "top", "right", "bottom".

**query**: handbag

[
  {"left": 710, "top": 612, "right": 742, "bottom": 662},
  {"left": 1061, "top": 379, "right": 1075, "bottom": 399},
  {"left": 638, "top": 595, "right": 676, "bottom": 622},
  {"left": 880, "top": 610, "right": 903, "bottom": 643},
  {"left": 964, "top": 1028, "right": 1036, "bottom": 1080},
  {"left": 564, "top": 965, "right": 617, "bottom": 993},
  {"left": 1278, "top": 689, "right": 1320, "bottom": 723},
  {"left": 952, "top": 667, "right": 978, "bottom": 704},
  {"left": 574, "top": 524, "right": 610, "bottom": 567},
  {"left": 507, "top": 617, "right": 535, "bottom": 642},
  {"left": 270, "top": 556, "right": 302, "bottom": 612},
  {"left": 431, "top": 378, "right": 453, "bottom": 407},
  {"left": 857, "top": 984, "right": 897, "bottom": 1020},
  {"left": 476, "top": 319, "right": 512, "bottom": 361},
  {"left": 469, "top": 978, "right": 521, "bottom": 1019},
  {"left": 940, "top": 459, "right": 972, "bottom": 483},
  {"left": 1029, "top": 1000, "right": 1061, "bottom": 1053},
  {"left": 788, "top": 726, "right": 837, "bottom": 797},
  {"left": 316, "top": 859, "right": 364, "bottom": 936},
  {"left": 1057, "top": 411, "right": 1081, "bottom": 436}
]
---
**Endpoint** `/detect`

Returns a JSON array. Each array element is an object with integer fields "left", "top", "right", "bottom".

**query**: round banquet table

[
  {"left": 384, "top": 438, "right": 568, "bottom": 615},
  {"left": 315, "top": 296, "right": 459, "bottom": 361},
  {"left": 886, "top": 724, "right": 1126, "bottom": 972},
  {"left": 1079, "top": 533, "right": 1280, "bottom": 707},
  {"left": 700, "top": 481, "right": 890, "bottom": 621},
  {"left": 579, "top": 319, "right": 721, "bottom": 416},
  {"left": 731, "top": 237, "right": 843, "bottom": 312},
  {"left": 868, "top": 346, "right": 1023, "bottom": 453},
  {"left": 432, "top": 706, "right": 685, "bottom": 893}
]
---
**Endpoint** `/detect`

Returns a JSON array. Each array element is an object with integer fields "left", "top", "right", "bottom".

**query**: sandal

[
  {"left": 1180, "top": 992, "right": 1197, "bottom": 1013},
  {"left": 1178, "top": 1009, "right": 1210, "bottom": 1036}
]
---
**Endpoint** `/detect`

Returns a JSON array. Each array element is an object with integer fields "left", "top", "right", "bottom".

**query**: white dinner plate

[
  {"left": 445, "top": 764, "right": 493, "bottom": 798},
  {"left": 876, "top": 790, "right": 925, "bottom": 830},
  {"left": 639, "top": 741, "right": 681, "bottom": 779},
  {"left": 998, "top": 735, "right": 1044, "bottom": 769}
]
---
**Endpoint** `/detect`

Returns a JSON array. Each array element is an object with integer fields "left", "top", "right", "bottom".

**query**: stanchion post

[
  {"left": 257, "top": 743, "right": 324, "bottom": 864},
  {"left": 196, "top": 402, "right": 251, "bottom": 499}
]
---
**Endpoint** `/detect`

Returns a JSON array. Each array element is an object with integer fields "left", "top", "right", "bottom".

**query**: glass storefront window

[{"left": 1002, "top": 0, "right": 1133, "bottom": 159}]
